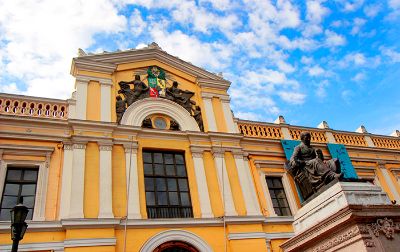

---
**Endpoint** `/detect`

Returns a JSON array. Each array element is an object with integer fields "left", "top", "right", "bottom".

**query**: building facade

[{"left": 0, "top": 43, "right": 399, "bottom": 252}]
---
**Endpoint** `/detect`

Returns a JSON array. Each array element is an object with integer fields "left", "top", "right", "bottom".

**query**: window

[
  {"left": 265, "top": 177, "right": 291, "bottom": 216},
  {"left": 0, "top": 167, "right": 39, "bottom": 220},
  {"left": 143, "top": 151, "right": 193, "bottom": 218}
]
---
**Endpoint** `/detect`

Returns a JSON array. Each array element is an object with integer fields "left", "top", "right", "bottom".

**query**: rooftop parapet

[{"left": 0, "top": 93, "right": 68, "bottom": 120}]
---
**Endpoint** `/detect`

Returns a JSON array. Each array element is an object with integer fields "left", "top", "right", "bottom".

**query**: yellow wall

[
  {"left": 212, "top": 97, "right": 227, "bottom": 132},
  {"left": 224, "top": 152, "right": 246, "bottom": 215},
  {"left": 84, "top": 142, "right": 100, "bottom": 218},
  {"left": 203, "top": 151, "right": 224, "bottom": 217},
  {"left": 86, "top": 80, "right": 101, "bottom": 121}
]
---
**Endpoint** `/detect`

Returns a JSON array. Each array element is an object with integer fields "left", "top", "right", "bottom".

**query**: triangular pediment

[{"left": 71, "top": 43, "right": 230, "bottom": 86}]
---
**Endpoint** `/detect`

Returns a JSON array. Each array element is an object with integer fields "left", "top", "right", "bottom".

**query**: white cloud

[
  {"left": 338, "top": 52, "right": 366, "bottom": 67},
  {"left": 363, "top": 4, "right": 381, "bottom": 18},
  {"left": 200, "top": 0, "right": 232, "bottom": 10},
  {"left": 324, "top": 30, "right": 346, "bottom": 47},
  {"left": 0, "top": 0, "right": 127, "bottom": 98},
  {"left": 129, "top": 9, "right": 146, "bottom": 36},
  {"left": 301, "top": 56, "right": 314, "bottom": 65},
  {"left": 0, "top": 83, "right": 19, "bottom": 94},
  {"left": 277, "top": 60, "right": 295, "bottom": 73},
  {"left": 352, "top": 72, "right": 366, "bottom": 82},
  {"left": 278, "top": 91, "right": 306, "bottom": 104},
  {"left": 389, "top": 0, "right": 400, "bottom": 9},
  {"left": 306, "top": 0, "right": 330, "bottom": 23},
  {"left": 308, "top": 65, "right": 325, "bottom": 76},
  {"left": 235, "top": 111, "right": 261, "bottom": 121},
  {"left": 351, "top": 18, "right": 366, "bottom": 35},
  {"left": 380, "top": 47, "right": 400, "bottom": 63},
  {"left": 339, "top": 0, "right": 365, "bottom": 12},
  {"left": 150, "top": 27, "right": 232, "bottom": 70},
  {"left": 315, "top": 79, "right": 329, "bottom": 98}
]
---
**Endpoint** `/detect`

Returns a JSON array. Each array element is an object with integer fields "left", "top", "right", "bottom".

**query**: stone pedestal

[{"left": 281, "top": 182, "right": 400, "bottom": 252}]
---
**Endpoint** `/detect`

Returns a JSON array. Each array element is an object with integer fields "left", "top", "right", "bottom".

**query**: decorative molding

[
  {"left": 64, "top": 144, "right": 73, "bottom": 150},
  {"left": 72, "top": 143, "right": 86, "bottom": 149},
  {"left": 99, "top": 145, "right": 113, "bottom": 151},
  {"left": 310, "top": 226, "right": 361, "bottom": 252},
  {"left": 0, "top": 241, "right": 64, "bottom": 252},
  {"left": 264, "top": 216, "right": 294, "bottom": 224},
  {"left": 120, "top": 98, "right": 200, "bottom": 131},
  {"left": 75, "top": 74, "right": 113, "bottom": 85},
  {"left": 264, "top": 232, "right": 295, "bottom": 239},
  {"left": 140, "top": 229, "right": 213, "bottom": 252},
  {"left": 191, "top": 152, "right": 204, "bottom": 158},
  {"left": 368, "top": 217, "right": 400, "bottom": 239},
  {"left": 228, "top": 232, "right": 266, "bottom": 240},
  {"left": 61, "top": 218, "right": 120, "bottom": 228},
  {"left": 64, "top": 238, "right": 116, "bottom": 247}
]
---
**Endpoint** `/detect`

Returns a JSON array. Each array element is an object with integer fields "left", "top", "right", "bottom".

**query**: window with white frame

[
  {"left": 0, "top": 167, "right": 39, "bottom": 220},
  {"left": 265, "top": 177, "right": 291, "bottom": 216}
]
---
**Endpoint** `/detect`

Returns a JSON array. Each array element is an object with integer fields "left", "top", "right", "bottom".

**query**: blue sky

[{"left": 0, "top": 0, "right": 399, "bottom": 135}]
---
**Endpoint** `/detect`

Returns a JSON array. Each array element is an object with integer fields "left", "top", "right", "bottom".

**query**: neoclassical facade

[{"left": 0, "top": 43, "right": 399, "bottom": 252}]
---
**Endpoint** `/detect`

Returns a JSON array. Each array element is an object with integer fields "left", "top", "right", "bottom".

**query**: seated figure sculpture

[{"left": 288, "top": 132, "right": 343, "bottom": 195}]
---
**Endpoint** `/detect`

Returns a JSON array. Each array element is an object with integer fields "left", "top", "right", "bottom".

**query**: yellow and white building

[{"left": 0, "top": 43, "right": 399, "bottom": 252}]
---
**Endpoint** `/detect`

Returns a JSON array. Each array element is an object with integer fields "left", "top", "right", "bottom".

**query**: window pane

[
  {"left": 1, "top": 196, "right": 18, "bottom": 208},
  {"left": 165, "top": 154, "right": 173, "bottom": 164},
  {"left": 0, "top": 209, "right": 11, "bottom": 221},
  {"left": 21, "top": 184, "right": 36, "bottom": 196},
  {"left": 169, "top": 192, "right": 179, "bottom": 205},
  {"left": 273, "top": 178, "right": 283, "bottom": 187},
  {"left": 144, "top": 163, "right": 153, "bottom": 175},
  {"left": 167, "top": 179, "right": 177, "bottom": 191},
  {"left": 154, "top": 153, "right": 163, "bottom": 163},
  {"left": 266, "top": 178, "right": 274, "bottom": 188},
  {"left": 165, "top": 165, "right": 175, "bottom": 176},
  {"left": 145, "top": 178, "right": 154, "bottom": 191},
  {"left": 154, "top": 164, "right": 164, "bottom": 175},
  {"left": 24, "top": 196, "right": 35, "bottom": 208},
  {"left": 157, "top": 192, "right": 168, "bottom": 205},
  {"left": 7, "top": 170, "right": 21, "bottom": 180},
  {"left": 175, "top": 154, "right": 184, "bottom": 164},
  {"left": 26, "top": 209, "right": 33, "bottom": 220},
  {"left": 278, "top": 198, "right": 289, "bottom": 208},
  {"left": 146, "top": 192, "right": 155, "bottom": 206},
  {"left": 4, "top": 184, "right": 19, "bottom": 195},
  {"left": 276, "top": 190, "right": 286, "bottom": 199},
  {"left": 176, "top": 165, "right": 186, "bottom": 176},
  {"left": 271, "top": 198, "right": 279, "bottom": 207},
  {"left": 24, "top": 170, "right": 38, "bottom": 181},
  {"left": 156, "top": 178, "right": 166, "bottom": 191},
  {"left": 143, "top": 152, "right": 152, "bottom": 163},
  {"left": 180, "top": 193, "right": 190, "bottom": 206},
  {"left": 281, "top": 207, "right": 291, "bottom": 216},
  {"left": 178, "top": 179, "right": 188, "bottom": 191},
  {"left": 269, "top": 190, "right": 276, "bottom": 199},
  {"left": 274, "top": 207, "right": 282, "bottom": 216}
]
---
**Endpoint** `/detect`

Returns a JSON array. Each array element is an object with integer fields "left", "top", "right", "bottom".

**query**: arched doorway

[{"left": 153, "top": 241, "right": 199, "bottom": 252}]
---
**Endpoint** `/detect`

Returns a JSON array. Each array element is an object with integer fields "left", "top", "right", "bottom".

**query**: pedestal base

[{"left": 281, "top": 182, "right": 400, "bottom": 252}]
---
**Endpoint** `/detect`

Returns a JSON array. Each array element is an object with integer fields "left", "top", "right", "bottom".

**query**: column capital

[
  {"left": 123, "top": 142, "right": 138, "bottom": 154},
  {"left": 211, "top": 148, "right": 224, "bottom": 158},
  {"left": 98, "top": 141, "right": 113, "bottom": 151},
  {"left": 72, "top": 142, "right": 87, "bottom": 150}
]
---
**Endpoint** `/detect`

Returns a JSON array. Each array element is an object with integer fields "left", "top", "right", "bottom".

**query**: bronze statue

[
  {"left": 142, "top": 118, "right": 152, "bottom": 128},
  {"left": 166, "top": 81, "right": 195, "bottom": 113},
  {"left": 169, "top": 119, "right": 180, "bottom": 131},
  {"left": 193, "top": 106, "right": 204, "bottom": 131},
  {"left": 118, "top": 75, "right": 149, "bottom": 106},
  {"left": 115, "top": 95, "right": 126, "bottom": 124},
  {"left": 287, "top": 132, "right": 342, "bottom": 196}
]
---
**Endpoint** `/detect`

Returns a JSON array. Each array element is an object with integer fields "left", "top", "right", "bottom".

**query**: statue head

[
  {"left": 300, "top": 132, "right": 311, "bottom": 146},
  {"left": 173, "top": 81, "right": 178, "bottom": 87},
  {"left": 116, "top": 95, "right": 122, "bottom": 101},
  {"left": 135, "top": 75, "right": 141, "bottom": 80}
]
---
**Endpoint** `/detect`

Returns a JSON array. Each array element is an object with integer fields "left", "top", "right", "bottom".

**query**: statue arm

[{"left": 290, "top": 146, "right": 305, "bottom": 167}]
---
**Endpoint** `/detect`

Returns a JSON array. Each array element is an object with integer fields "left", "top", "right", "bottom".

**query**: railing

[
  {"left": 238, "top": 122, "right": 282, "bottom": 139},
  {"left": 237, "top": 120, "right": 399, "bottom": 150},
  {"left": 147, "top": 206, "right": 193, "bottom": 219},
  {"left": 289, "top": 128, "right": 327, "bottom": 143},
  {"left": 371, "top": 137, "right": 400, "bottom": 149},
  {"left": 332, "top": 133, "right": 367, "bottom": 147},
  {"left": 0, "top": 93, "right": 68, "bottom": 120}
]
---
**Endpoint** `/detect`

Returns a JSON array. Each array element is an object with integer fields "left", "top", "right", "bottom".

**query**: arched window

[{"left": 153, "top": 241, "right": 199, "bottom": 252}]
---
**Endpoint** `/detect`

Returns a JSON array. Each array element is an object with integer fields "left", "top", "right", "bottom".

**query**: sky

[{"left": 0, "top": 0, "right": 399, "bottom": 135}]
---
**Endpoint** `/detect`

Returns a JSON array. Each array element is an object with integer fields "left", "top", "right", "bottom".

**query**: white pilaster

[
  {"left": 75, "top": 80, "right": 88, "bottom": 120},
  {"left": 33, "top": 156, "right": 49, "bottom": 221},
  {"left": 234, "top": 154, "right": 261, "bottom": 215},
  {"left": 100, "top": 81, "right": 112, "bottom": 122},
  {"left": 191, "top": 150, "right": 213, "bottom": 218},
  {"left": 325, "top": 132, "right": 336, "bottom": 143},
  {"left": 98, "top": 143, "right": 113, "bottom": 218},
  {"left": 379, "top": 163, "right": 400, "bottom": 203},
  {"left": 221, "top": 99, "right": 238, "bottom": 133},
  {"left": 364, "top": 135, "right": 375, "bottom": 147},
  {"left": 59, "top": 144, "right": 73, "bottom": 219},
  {"left": 212, "top": 151, "right": 237, "bottom": 216},
  {"left": 124, "top": 144, "right": 141, "bottom": 219},
  {"left": 69, "top": 143, "right": 86, "bottom": 218},
  {"left": 202, "top": 96, "right": 217, "bottom": 131}
]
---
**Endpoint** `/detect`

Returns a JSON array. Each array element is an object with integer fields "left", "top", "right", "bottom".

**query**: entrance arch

[
  {"left": 140, "top": 230, "right": 212, "bottom": 252},
  {"left": 120, "top": 98, "right": 200, "bottom": 131}
]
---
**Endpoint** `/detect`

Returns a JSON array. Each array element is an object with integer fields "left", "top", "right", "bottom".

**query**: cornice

[
  {"left": 197, "top": 77, "right": 231, "bottom": 91},
  {"left": 0, "top": 130, "right": 70, "bottom": 142},
  {"left": 71, "top": 58, "right": 117, "bottom": 75},
  {"left": 75, "top": 74, "right": 113, "bottom": 85},
  {"left": 0, "top": 144, "right": 54, "bottom": 156}
]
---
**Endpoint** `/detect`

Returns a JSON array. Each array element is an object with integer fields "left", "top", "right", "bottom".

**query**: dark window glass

[
  {"left": 266, "top": 177, "right": 292, "bottom": 216},
  {"left": 143, "top": 151, "right": 193, "bottom": 218},
  {"left": 0, "top": 168, "right": 39, "bottom": 221}
]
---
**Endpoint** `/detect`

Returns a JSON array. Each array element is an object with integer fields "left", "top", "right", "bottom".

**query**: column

[
  {"left": 59, "top": 144, "right": 73, "bottom": 219},
  {"left": 33, "top": 154, "right": 50, "bottom": 221},
  {"left": 69, "top": 143, "right": 86, "bottom": 218},
  {"left": 75, "top": 79, "right": 88, "bottom": 120},
  {"left": 221, "top": 98, "right": 238, "bottom": 133},
  {"left": 124, "top": 144, "right": 141, "bottom": 219},
  {"left": 191, "top": 149, "right": 213, "bottom": 218},
  {"left": 379, "top": 163, "right": 400, "bottom": 203},
  {"left": 202, "top": 95, "right": 217, "bottom": 131},
  {"left": 100, "top": 80, "right": 112, "bottom": 122},
  {"left": 98, "top": 143, "right": 113, "bottom": 218},
  {"left": 213, "top": 150, "right": 237, "bottom": 216},
  {"left": 233, "top": 153, "right": 261, "bottom": 215}
]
